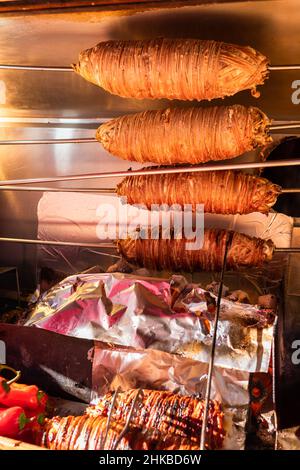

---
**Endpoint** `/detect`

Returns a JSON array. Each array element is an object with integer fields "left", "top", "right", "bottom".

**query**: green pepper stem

[{"left": 0, "top": 365, "right": 21, "bottom": 385}]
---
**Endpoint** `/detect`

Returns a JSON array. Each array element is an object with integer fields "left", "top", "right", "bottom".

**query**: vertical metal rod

[
  {"left": 101, "top": 387, "right": 120, "bottom": 450},
  {"left": 112, "top": 389, "right": 142, "bottom": 450},
  {"left": 199, "top": 234, "right": 231, "bottom": 450}
]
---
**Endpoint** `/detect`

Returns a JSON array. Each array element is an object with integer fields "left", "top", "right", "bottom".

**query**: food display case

[{"left": 0, "top": 0, "right": 299, "bottom": 452}]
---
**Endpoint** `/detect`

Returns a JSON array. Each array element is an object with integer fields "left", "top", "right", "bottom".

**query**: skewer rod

[
  {"left": 0, "top": 64, "right": 73, "bottom": 72},
  {"left": 0, "top": 118, "right": 298, "bottom": 132},
  {"left": 1, "top": 63, "right": 300, "bottom": 72},
  {"left": 275, "top": 247, "right": 300, "bottom": 253},
  {"left": 0, "top": 137, "right": 96, "bottom": 145},
  {"left": 0, "top": 237, "right": 299, "bottom": 252},
  {"left": 0, "top": 237, "right": 116, "bottom": 249},
  {"left": 269, "top": 123, "right": 300, "bottom": 131},
  {"left": 281, "top": 188, "right": 300, "bottom": 193},
  {"left": 0, "top": 117, "right": 107, "bottom": 126},
  {"left": 1, "top": 159, "right": 300, "bottom": 186},
  {"left": 2, "top": 122, "right": 300, "bottom": 145},
  {"left": 0, "top": 186, "right": 115, "bottom": 193},
  {"left": 0, "top": 185, "right": 299, "bottom": 194},
  {"left": 269, "top": 64, "right": 300, "bottom": 71},
  {"left": 200, "top": 233, "right": 230, "bottom": 450}
]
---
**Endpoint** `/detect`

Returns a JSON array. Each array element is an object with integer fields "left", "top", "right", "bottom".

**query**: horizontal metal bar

[
  {"left": 0, "top": 117, "right": 108, "bottom": 126},
  {"left": 1, "top": 126, "right": 300, "bottom": 145},
  {"left": 0, "top": 237, "right": 116, "bottom": 249},
  {"left": 0, "top": 186, "right": 115, "bottom": 193},
  {"left": 0, "top": 117, "right": 298, "bottom": 131},
  {"left": 269, "top": 64, "right": 300, "bottom": 71},
  {"left": 281, "top": 188, "right": 300, "bottom": 194},
  {"left": 0, "top": 236, "right": 299, "bottom": 253},
  {"left": 269, "top": 123, "right": 300, "bottom": 131},
  {"left": 0, "top": 185, "right": 299, "bottom": 194},
  {"left": 0, "top": 64, "right": 73, "bottom": 72},
  {"left": 1, "top": 159, "right": 299, "bottom": 186},
  {"left": 275, "top": 247, "right": 300, "bottom": 253},
  {"left": 0, "top": 137, "right": 97, "bottom": 145},
  {"left": 1, "top": 63, "right": 300, "bottom": 72}
]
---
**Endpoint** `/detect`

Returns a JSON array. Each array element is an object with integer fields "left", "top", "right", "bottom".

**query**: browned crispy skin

[
  {"left": 87, "top": 389, "right": 224, "bottom": 450},
  {"left": 117, "top": 170, "right": 281, "bottom": 214},
  {"left": 40, "top": 415, "right": 201, "bottom": 450},
  {"left": 73, "top": 39, "right": 269, "bottom": 101},
  {"left": 97, "top": 105, "right": 271, "bottom": 164},
  {"left": 40, "top": 390, "right": 224, "bottom": 450},
  {"left": 117, "top": 229, "right": 275, "bottom": 272}
]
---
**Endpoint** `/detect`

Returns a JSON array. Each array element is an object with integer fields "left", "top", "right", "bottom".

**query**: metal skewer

[
  {"left": 199, "top": 233, "right": 231, "bottom": 450},
  {"left": 0, "top": 122, "right": 299, "bottom": 134},
  {"left": 1, "top": 159, "right": 300, "bottom": 186},
  {"left": 268, "top": 64, "right": 300, "bottom": 71},
  {"left": 0, "top": 185, "right": 299, "bottom": 193},
  {"left": 1, "top": 120, "right": 300, "bottom": 146},
  {"left": 0, "top": 236, "right": 299, "bottom": 253},
  {"left": 0, "top": 186, "right": 116, "bottom": 192},
  {"left": 269, "top": 123, "right": 300, "bottom": 131},
  {"left": 100, "top": 387, "right": 120, "bottom": 450},
  {"left": 112, "top": 389, "right": 143, "bottom": 451},
  {"left": 0, "top": 237, "right": 117, "bottom": 250},
  {"left": 1, "top": 63, "right": 300, "bottom": 72},
  {"left": 0, "top": 64, "right": 73, "bottom": 72},
  {"left": 0, "top": 137, "right": 97, "bottom": 145}
]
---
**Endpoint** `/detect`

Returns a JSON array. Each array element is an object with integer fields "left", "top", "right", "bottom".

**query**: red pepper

[
  {"left": 0, "top": 365, "right": 21, "bottom": 399},
  {"left": 0, "top": 406, "right": 28, "bottom": 438},
  {"left": 0, "top": 379, "right": 48, "bottom": 412}
]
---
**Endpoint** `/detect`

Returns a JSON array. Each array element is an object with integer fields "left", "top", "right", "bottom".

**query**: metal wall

[{"left": 0, "top": 0, "right": 299, "bottom": 288}]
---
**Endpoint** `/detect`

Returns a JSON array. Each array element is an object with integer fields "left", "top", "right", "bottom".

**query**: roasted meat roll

[
  {"left": 73, "top": 39, "right": 269, "bottom": 101},
  {"left": 97, "top": 105, "right": 271, "bottom": 164},
  {"left": 117, "top": 229, "right": 275, "bottom": 272},
  {"left": 117, "top": 169, "right": 281, "bottom": 214},
  {"left": 86, "top": 389, "right": 224, "bottom": 450}
]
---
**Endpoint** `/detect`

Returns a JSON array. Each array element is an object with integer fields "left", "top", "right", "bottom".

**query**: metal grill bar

[
  {"left": 199, "top": 233, "right": 231, "bottom": 450},
  {"left": 0, "top": 137, "right": 96, "bottom": 145},
  {"left": 268, "top": 64, "right": 300, "bottom": 71},
  {"left": 0, "top": 64, "right": 73, "bottom": 72},
  {"left": 1, "top": 159, "right": 300, "bottom": 186},
  {"left": 0, "top": 237, "right": 299, "bottom": 253},
  {"left": 0, "top": 185, "right": 299, "bottom": 193},
  {"left": 0, "top": 237, "right": 116, "bottom": 249},
  {"left": 269, "top": 123, "right": 300, "bottom": 131},
  {"left": 1, "top": 63, "right": 300, "bottom": 72},
  {"left": 0, "top": 186, "right": 115, "bottom": 193}
]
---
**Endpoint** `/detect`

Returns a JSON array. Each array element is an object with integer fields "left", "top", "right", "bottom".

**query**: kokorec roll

[
  {"left": 117, "top": 229, "right": 275, "bottom": 272},
  {"left": 73, "top": 38, "right": 269, "bottom": 101},
  {"left": 117, "top": 170, "right": 281, "bottom": 214},
  {"left": 97, "top": 105, "right": 271, "bottom": 164}
]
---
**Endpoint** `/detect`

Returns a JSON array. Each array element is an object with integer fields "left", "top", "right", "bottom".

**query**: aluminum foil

[
  {"left": 26, "top": 272, "right": 276, "bottom": 373},
  {"left": 277, "top": 426, "right": 300, "bottom": 450},
  {"left": 91, "top": 343, "right": 250, "bottom": 450}
]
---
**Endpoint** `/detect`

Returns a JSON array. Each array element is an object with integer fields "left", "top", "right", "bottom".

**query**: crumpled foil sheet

[
  {"left": 26, "top": 273, "right": 276, "bottom": 373},
  {"left": 277, "top": 426, "right": 300, "bottom": 450},
  {"left": 91, "top": 343, "right": 249, "bottom": 450}
]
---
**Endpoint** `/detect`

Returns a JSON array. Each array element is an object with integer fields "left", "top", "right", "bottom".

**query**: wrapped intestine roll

[{"left": 73, "top": 38, "right": 269, "bottom": 101}]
